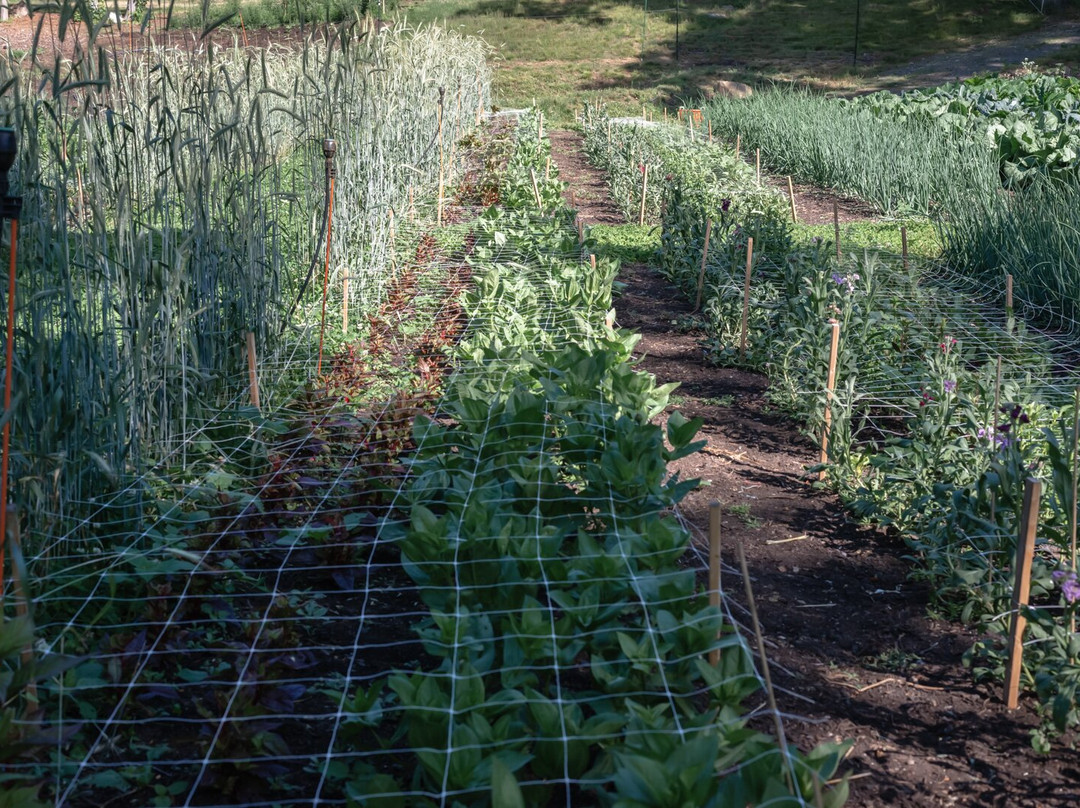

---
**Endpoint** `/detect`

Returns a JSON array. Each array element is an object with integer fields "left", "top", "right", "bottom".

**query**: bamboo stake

[
  {"left": 1005, "top": 478, "right": 1041, "bottom": 710},
  {"left": 833, "top": 202, "right": 841, "bottom": 260},
  {"left": 245, "top": 331, "right": 260, "bottom": 410},
  {"left": 735, "top": 538, "right": 794, "bottom": 793},
  {"left": 819, "top": 319, "right": 841, "bottom": 481},
  {"left": 639, "top": 164, "right": 649, "bottom": 226},
  {"left": 708, "top": 500, "right": 722, "bottom": 666},
  {"left": 694, "top": 219, "right": 713, "bottom": 312},
  {"left": 787, "top": 176, "right": 797, "bottom": 223},
  {"left": 529, "top": 167, "right": 543, "bottom": 209},
  {"left": 901, "top": 225, "right": 908, "bottom": 271},
  {"left": 739, "top": 237, "right": 754, "bottom": 357}
]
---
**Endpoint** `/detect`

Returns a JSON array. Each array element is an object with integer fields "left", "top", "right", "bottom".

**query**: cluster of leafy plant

[
  {"left": 330, "top": 112, "right": 851, "bottom": 807},
  {"left": 851, "top": 72, "right": 1080, "bottom": 185},
  {"left": 654, "top": 157, "right": 1080, "bottom": 749},
  {"left": 579, "top": 106, "right": 785, "bottom": 231}
]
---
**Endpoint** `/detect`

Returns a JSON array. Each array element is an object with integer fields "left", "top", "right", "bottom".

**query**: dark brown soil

[{"left": 549, "top": 128, "right": 1080, "bottom": 808}]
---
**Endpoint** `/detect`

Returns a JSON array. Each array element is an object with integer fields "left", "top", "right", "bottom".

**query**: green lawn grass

[{"left": 399, "top": 0, "right": 1060, "bottom": 124}]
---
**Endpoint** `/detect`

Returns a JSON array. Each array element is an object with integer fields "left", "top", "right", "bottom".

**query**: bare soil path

[{"left": 549, "top": 128, "right": 1080, "bottom": 807}]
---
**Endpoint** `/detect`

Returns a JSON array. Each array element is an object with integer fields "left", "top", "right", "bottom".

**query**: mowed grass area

[{"left": 398, "top": 0, "right": 1061, "bottom": 123}]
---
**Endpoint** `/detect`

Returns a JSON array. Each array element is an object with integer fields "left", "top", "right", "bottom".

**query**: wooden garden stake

[
  {"left": 819, "top": 319, "right": 841, "bottom": 480},
  {"left": 708, "top": 118, "right": 712, "bottom": 144},
  {"left": 755, "top": 147, "right": 760, "bottom": 185},
  {"left": 476, "top": 73, "right": 483, "bottom": 125},
  {"left": 833, "top": 202, "right": 841, "bottom": 259},
  {"left": 694, "top": 219, "right": 713, "bottom": 312},
  {"left": 577, "top": 215, "right": 584, "bottom": 246},
  {"left": 239, "top": 10, "right": 249, "bottom": 47},
  {"left": 736, "top": 538, "right": 794, "bottom": 793},
  {"left": 245, "top": 332, "right": 260, "bottom": 410},
  {"left": 537, "top": 111, "right": 544, "bottom": 142},
  {"left": 407, "top": 184, "right": 414, "bottom": 222},
  {"left": 1005, "top": 478, "right": 1041, "bottom": 710},
  {"left": 901, "top": 225, "right": 908, "bottom": 271},
  {"left": 1006, "top": 273, "right": 1014, "bottom": 311},
  {"left": 437, "top": 87, "right": 445, "bottom": 227},
  {"left": 708, "top": 501, "right": 722, "bottom": 666},
  {"left": 787, "top": 176, "right": 797, "bottom": 223},
  {"left": 664, "top": 107, "right": 668, "bottom": 123},
  {"left": 545, "top": 155, "right": 551, "bottom": 181},
  {"left": 342, "top": 267, "right": 349, "bottom": 333},
  {"left": 991, "top": 356, "right": 1003, "bottom": 525},
  {"left": 529, "top": 167, "right": 543, "bottom": 209},
  {"left": 739, "top": 237, "right": 754, "bottom": 357},
  {"left": 1072, "top": 386, "right": 1080, "bottom": 573},
  {"left": 7, "top": 507, "right": 36, "bottom": 706},
  {"left": 638, "top": 164, "right": 649, "bottom": 226},
  {"left": 642, "top": 104, "right": 646, "bottom": 121},
  {"left": 735, "top": 133, "right": 740, "bottom": 161}
]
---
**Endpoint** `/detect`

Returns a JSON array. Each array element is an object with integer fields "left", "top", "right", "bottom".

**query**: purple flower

[
  {"left": 831, "top": 272, "right": 843, "bottom": 284},
  {"left": 995, "top": 433, "right": 1012, "bottom": 449},
  {"left": 721, "top": 198, "right": 731, "bottom": 212},
  {"left": 943, "top": 379, "right": 956, "bottom": 393},
  {"left": 1053, "top": 570, "right": 1080, "bottom": 604},
  {"left": 977, "top": 427, "right": 987, "bottom": 438}
]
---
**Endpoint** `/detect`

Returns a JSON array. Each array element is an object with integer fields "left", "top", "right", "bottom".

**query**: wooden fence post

[
  {"left": 694, "top": 219, "right": 713, "bottom": 312},
  {"left": 1005, "top": 478, "right": 1041, "bottom": 709},
  {"left": 819, "top": 319, "right": 841, "bottom": 480}
]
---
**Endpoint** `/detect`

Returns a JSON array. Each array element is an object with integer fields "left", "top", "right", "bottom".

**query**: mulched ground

[{"left": 549, "top": 128, "right": 1080, "bottom": 808}]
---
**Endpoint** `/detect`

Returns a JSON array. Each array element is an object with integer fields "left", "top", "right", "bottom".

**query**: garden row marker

[
  {"left": 245, "top": 332, "right": 260, "bottom": 411},
  {"left": 529, "top": 167, "right": 543, "bottom": 209},
  {"left": 708, "top": 500, "right": 722, "bottom": 666},
  {"left": 693, "top": 219, "right": 713, "bottom": 312},
  {"left": 1005, "top": 478, "right": 1041, "bottom": 710},
  {"left": 755, "top": 148, "right": 760, "bottom": 185},
  {"left": 638, "top": 164, "right": 649, "bottom": 226},
  {"left": 437, "top": 87, "right": 445, "bottom": 227},
  {"left": 901, "top": 226, "right": 908, "bottom": 270},
  {"left": 735, "top": 537, "right": 795, "bottom": 794},
  {"left": 833, "top": 202, "right": 841, "bottom": 259},
  {"left": 739, "top": 237, "right": 754, "bottom": 357},
  {"left": 787, "top": 176, "right": 797, "bottom": 223},
  {"left": 819, "top": 319, "right": 841, "bottom": 481}
]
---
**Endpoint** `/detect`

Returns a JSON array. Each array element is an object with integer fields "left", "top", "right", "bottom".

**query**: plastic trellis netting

[{"left": 2, "top": 110, "right": 843, "bottom": 807}]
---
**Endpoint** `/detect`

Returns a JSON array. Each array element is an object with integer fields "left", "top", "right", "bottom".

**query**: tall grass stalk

[{"left": 0, "top": 13, "right": 490, "bottom": 556}]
